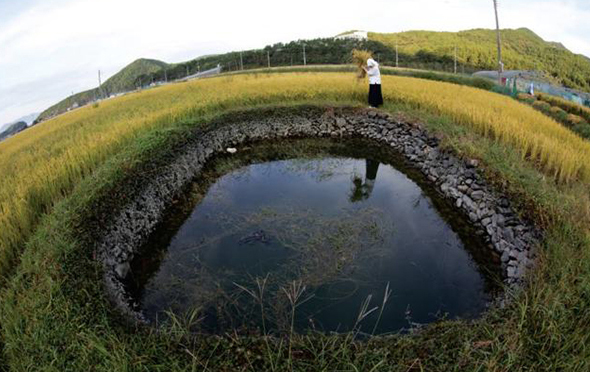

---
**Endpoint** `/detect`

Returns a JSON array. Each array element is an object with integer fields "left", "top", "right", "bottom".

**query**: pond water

[{"left": 126, "top": 139, "right": 500, "bottom": 336}]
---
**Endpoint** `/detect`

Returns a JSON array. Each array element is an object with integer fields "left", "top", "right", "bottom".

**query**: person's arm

[{"left": 366, "top": 66, "right": 377, "bottom": 76}]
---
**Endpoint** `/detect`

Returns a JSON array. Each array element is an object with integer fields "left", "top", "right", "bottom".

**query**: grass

[{"left": 1, "top": 72, "right": 590, "bottom": 370}]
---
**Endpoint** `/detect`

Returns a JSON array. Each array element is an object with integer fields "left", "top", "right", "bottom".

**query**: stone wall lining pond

[{"left": 96, "top": 106, "right": 539, "bottom": 322}]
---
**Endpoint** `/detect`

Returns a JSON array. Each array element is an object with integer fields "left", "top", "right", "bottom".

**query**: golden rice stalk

[{"left": 352, "top": 49, "right": 372, "bottom": 79}]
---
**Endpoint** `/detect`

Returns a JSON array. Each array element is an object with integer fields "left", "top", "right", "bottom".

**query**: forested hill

[
  {"left": 370, "top": 28, "right": 590, "bottom": 91},
  {"left": 36, "top": 28, "right": 590, "bottom": 123},
  {"left": 37, "top": 59, "right": 168, "bottom": 122}
]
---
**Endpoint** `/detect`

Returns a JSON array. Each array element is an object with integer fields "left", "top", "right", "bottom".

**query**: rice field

[
  {"left": 1, "top": 72, "right": 590, "bottom": 282},
  {"left": 2, "top": 70, "right": 590, "bottom": 371}
]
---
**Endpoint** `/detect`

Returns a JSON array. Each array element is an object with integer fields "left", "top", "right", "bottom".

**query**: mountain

[
  {"left": 36, "top": 59, "right": 168, "bottom": 122},
  {"left": 35, "top": 28, "right": 590, "bottom": 124},
  {"left": 102, "top": 58, "right": 168, "bottom": 93},
  {"left": 0, "top": 112, "right": 39, "bottom": 133},
  {"left": 0, "top": 121, "right": 27, "bottom": 142},
  {"left": 369, "top": 28, "right": 590, "bottom": 91}
]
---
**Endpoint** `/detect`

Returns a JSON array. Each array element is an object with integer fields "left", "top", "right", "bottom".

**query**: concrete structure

[
  {"left": 474, "top": 70, "right": 590, "bottom": 106},
  {"left": 334, "top": 30, "right": 368, "bottom": 41}
]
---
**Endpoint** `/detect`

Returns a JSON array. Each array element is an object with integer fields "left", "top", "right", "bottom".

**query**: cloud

[{"left": 0, "top": 0, "right": 589, "bottom": 125}]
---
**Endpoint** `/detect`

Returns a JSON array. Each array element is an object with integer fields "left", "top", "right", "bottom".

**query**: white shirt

[{"left": 367, "top": 61, "right": 381, "bottom": 85}]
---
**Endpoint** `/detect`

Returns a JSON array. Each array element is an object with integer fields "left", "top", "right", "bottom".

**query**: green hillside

[
  {"left": 370, "top": 28, "right": 590, "bottom": 91},
  {"left": 37, "top": 58, "right": 167, "bottom": 122},
  {"left": 103, "top": 58, "right": 168, "bottom": 93},
  {"left": 36, "top": 28, "right": 590, "bottom": 123}
]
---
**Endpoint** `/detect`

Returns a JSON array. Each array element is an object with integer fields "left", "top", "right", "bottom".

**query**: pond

[{"left": 125, "top": 138, "right": 501, "bottom": 336}]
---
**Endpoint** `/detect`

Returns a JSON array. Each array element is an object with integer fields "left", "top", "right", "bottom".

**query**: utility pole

[
  {"left": 240, "top": 51, "right": 244, "bottom": 70},
  {"left": 303, "top": 44, "right": 306, "bottom": 66},
  {"left": 493, "top": 0, "right": 504, "bottom": 84},
  {"left": 395, "top": 41, "right": 399, "bottom": 68},
  {"left": 454, "top": 46, "right": 457, "bottom": 74},
  {"left": 267, "top": 50, "right": 271, "bottom": 68},
  {"left": 98, "top": 70, "right": 103, "bottom": 99}
]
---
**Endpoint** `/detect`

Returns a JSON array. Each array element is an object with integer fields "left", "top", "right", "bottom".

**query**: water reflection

[
  {"left": 127, "top": 139, "right": 501, "bottom": 336},
  {"left": 350, "top": 159, "right": 380, "bottom": 202}
]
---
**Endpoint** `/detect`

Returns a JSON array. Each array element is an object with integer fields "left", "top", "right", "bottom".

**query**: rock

[
  {"left": 471, "top": 190, "right": 485, "bottom": 201},
  {"left": 335, "top": 117, "right": 347, "bottom": 127},
  {"left": 486, "top": 224, "right": 495, "bottom": 236},
  {"left": 115, "top": 262, "right": 130, "bottom": 279},
  {"left": 482, "top": 217, "right": 492, "bottom": 226},
  {"left": 503, "top": 227, "right": 515, "bottom": 241},
  {"left": 507, "top": 266, "right": 516, "bottom": 278},
  {"left": 501, "top": 250, "right": 510, "bottom": 263},
  {"left": 458, "top": 185, "right": 469, "bottom": 193},
  {"left": 462, "top": 195, "right": 476, "bottom": 211}
]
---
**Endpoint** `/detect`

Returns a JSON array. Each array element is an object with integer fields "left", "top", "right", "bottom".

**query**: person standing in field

[{"left": 363, "top": 58, "right": 383, "bottom": 108}]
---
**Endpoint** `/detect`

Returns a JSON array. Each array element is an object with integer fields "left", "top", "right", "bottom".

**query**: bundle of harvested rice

[{"left": 352, "top": 49, "right": 373, "bottom": 79}]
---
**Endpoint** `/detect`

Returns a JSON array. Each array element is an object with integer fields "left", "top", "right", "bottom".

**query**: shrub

[
  {"left": 549, "top": 106, "right": 568, "bottom": 122},
  {"left": 532, "top": 100, "right": 551, "bottom": 112},
  {"left": 537, "top": 92, "right": 590, "bottom": 123},
  {"left": 517, "top": 93, "right": 536, "bottom": 104},
  {"left": 566, "top": 114, "right": 585, "bottom": 126},
  {"left": 573, "top": 122, "right": 590, "bottom": 139}
]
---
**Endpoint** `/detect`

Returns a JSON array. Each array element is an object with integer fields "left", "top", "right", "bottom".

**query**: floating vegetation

[
  {"left": 129, "top": 144, "right": 496, "bottom": 335},
  {"left": 147, "top": 205, "right": 393, "bottom": 334}
]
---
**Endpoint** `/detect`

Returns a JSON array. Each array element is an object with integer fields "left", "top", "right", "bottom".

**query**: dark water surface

[{"left": 127, "top": 139, "right": 500, "bottom": 336}]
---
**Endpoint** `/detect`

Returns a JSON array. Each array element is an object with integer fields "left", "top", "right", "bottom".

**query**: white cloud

[{"left": 0, "top": 0, "right": 589, "bottom": 125}]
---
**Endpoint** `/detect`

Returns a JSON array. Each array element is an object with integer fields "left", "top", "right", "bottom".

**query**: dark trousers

[{"left": 368, "top": 84, "right": 383, "bottom": 107}]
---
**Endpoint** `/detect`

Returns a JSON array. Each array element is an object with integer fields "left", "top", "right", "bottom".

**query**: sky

[{"left": 1, "top": 0, "right": 589, "bottom": 126}]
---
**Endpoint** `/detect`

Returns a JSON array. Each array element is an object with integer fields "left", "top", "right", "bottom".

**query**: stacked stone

[
  {"left": 340, "top": 110, "right": 538, "bottom": 286},
  {"left": 97, "top": 107, "right": 539, "bottom": 322}
]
